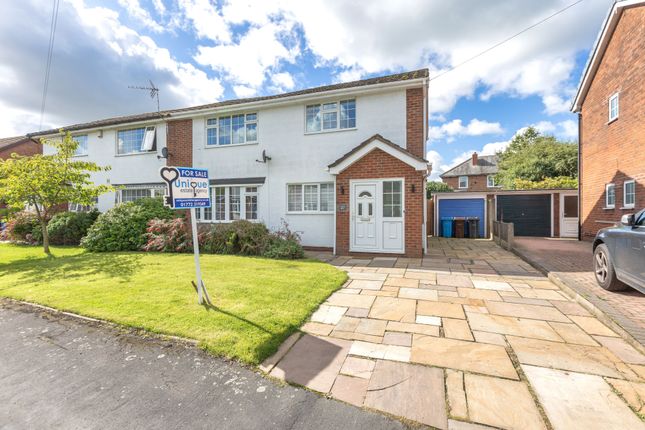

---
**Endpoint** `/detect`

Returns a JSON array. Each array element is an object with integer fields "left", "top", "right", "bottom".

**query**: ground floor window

[
  {"left": 605, "top": 183, "right": 616, "bottom": 208},
  {"left": 624, "top": 180, "right": 635, "bottom": 208},
  {"left": 68, "top": 200, "right": 97, "bottom": 212},
  {"left": 383, "top": 180, "right": 402, "bottom": 217},
  {"left": 287, "top": 183, "right": 334, "bottom": 213},
  {"left": 119, "top": 187, "right": 164, "bottom": 203},
  {"left": 196, "top": 186, "right": 259, "bottom": 222}
]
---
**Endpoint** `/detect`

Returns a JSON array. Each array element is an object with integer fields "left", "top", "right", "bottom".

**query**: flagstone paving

[{"left": 265, "top": 239, "right": 645, "bottom": 429}]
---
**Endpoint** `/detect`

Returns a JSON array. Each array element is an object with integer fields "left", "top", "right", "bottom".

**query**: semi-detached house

[{"left": 31, "top": 69, "right": 431, "bottom": 257}]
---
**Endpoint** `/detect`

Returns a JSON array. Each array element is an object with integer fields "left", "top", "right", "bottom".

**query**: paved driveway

[
  {"left": 268, "top": 239, "right": 645, "bottom": 429},
  {"left": 513, "top": 237, "right": 645, "bottom": 345},
  {"left": 0, "top": 301, "right": 404, "bottom": 430}
]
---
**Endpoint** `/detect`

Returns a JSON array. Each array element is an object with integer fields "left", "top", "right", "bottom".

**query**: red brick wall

[
  {"left": 406, "top": 87, "right": 425, "bottom": 159},
  {"left": 335, "top": 148, "right": 425, "bottom": 257},
  {"left": 442, "top": 174, "right": 495, "bottom": 192},
  {"left": 166, "top": 119, "right": 193, "bottom": 167},
  {"left": 580, "top": 6, "right": 645, "bottom": 238},
  {"left": 0, "top": 139, "right": 41, "bottom": 160}
]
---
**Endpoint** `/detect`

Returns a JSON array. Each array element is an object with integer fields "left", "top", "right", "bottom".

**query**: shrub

[
  {"left": 143, "top": 218, "right": 193, "bottom": 253},
  {"left": 201, "top": 220, "right": 270, "bottom": 255},
  {"left": 262, "top": 237, "right": 304, "bottom": 259},
  {"left": 81, "top": 198, "right": 175, "bottom": 252},
  {"left": 47, "top": 210, "right": 100, "bottom": 245},
  {"left": 4, "top": 211, "right": 40, "bottom": 243}
]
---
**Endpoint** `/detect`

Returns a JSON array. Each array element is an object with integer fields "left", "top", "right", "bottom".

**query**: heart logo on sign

[{"left": 160, "top": 167, "right": 179, "bottom": 184}]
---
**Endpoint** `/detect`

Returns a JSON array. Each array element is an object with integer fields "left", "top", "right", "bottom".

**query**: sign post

[{"left": 160, "top": 166, "right": 211, "bottom": 305}]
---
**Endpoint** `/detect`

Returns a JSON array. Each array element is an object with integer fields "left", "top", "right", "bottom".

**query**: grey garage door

[{"left": 496, "top": 194, "right": 551, "bottom": 237}]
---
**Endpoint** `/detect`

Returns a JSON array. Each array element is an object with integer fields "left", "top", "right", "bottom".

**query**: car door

[{"left": 629, "top": 211, "right": 645, "bottom": 286}]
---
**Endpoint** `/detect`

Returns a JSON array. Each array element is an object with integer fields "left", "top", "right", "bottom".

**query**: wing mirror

[{"left": 620, "top": 214, "right": 634, "bottom": 226}]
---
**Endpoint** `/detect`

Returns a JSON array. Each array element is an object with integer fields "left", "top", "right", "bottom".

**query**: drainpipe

[{"left": 577, "top": 112, "right": 582, "bottom": 241}]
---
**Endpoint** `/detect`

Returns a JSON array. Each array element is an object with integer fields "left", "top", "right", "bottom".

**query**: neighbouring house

[
  {"left": 440, "top": 152, "right": 500, "bottom": 192},
  {"left": 24, "top": 70, "right": 431, "bottom": 257},
  {"left": 0, "top": 136, "right": 41, "bottom": 160},
  {"left": 571, "top": 0, "right": 645, "bottom": 239}
]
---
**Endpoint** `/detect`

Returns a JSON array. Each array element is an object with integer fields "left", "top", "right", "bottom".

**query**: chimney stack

[{"left": 472, "top": 152, "right": 478, "bottom": 166}]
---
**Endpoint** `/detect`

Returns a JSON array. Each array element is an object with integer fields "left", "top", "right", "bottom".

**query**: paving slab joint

[{"left": 510, "top": 247, "right": 645, "bottom": 356}]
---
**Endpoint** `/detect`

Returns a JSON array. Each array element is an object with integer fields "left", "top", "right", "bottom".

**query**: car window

[{"left": 636, "top": 211, "right": 645, "bottom": 227}]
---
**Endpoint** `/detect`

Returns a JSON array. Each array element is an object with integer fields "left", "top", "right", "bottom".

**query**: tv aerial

[{"left": 128, "top": 79, "right": 160, "bottom": 112}]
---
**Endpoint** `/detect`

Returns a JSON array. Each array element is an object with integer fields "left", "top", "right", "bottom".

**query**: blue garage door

[{"left": 438, "top": 198, "right": 486, "bottom": 237}]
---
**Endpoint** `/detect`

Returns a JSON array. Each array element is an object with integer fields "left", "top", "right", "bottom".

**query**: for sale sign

[{"left": 160, "top": 166, "right": 211, "bottom": 209}]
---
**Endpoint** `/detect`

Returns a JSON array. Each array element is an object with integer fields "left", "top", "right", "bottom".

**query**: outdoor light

[
  {"left": 340, "top": 185, "right": 345, "bottom": 195},
  {"left": 411, "top": 184, "right": 416, "bottom": 193}
]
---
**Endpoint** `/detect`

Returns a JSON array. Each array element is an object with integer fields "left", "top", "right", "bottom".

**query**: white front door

[
  {"left": 351, "top": 180, "right": 404, "bottom": 253},
  {"left": 560, "top": 194, "right": 579, "bottom": 238}
]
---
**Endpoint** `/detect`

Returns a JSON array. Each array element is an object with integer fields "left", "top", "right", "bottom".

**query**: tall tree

[
  {"left": 0, "top": 131, "right": 114, "bottom": 253},
  {"left": 495, "top": 127, "right": 578, "bottom": 189}
]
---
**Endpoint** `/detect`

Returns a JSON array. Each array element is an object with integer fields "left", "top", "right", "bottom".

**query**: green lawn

[{"left": 0, "top": 244, "right": 346, "bottom": 364}]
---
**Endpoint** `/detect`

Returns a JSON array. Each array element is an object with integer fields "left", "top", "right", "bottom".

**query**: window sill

[
  {"left": 204, "top": 142, "right": 259, "bottom": 149},
  {"left": 72, "top": 154, "right": 89, "bottom": 158},
  {"left": 607, "top": 117, "right": 618, "bottom": 125},
  {"left": 115, "top": 151, "right": 157, "bottom": 157},
  {"left": 620, "top": 206, "right": 635, "bottom": 210},
  {"left": 304, "top": 127, "right": 357, "bottom": 136},
  {"left": 603, "top": 206, "right": 616, "bottom": 210}
]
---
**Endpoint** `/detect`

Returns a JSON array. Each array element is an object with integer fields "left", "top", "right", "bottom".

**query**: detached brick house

[
  {"left": 440, "top": 152, "right": 500, "bottom": 192},
  {"left": 572, "top": 0, "right": 645, "bottom": 238},
  {"left": 26, "top": 70, "right": 431, "bottom": 257}
]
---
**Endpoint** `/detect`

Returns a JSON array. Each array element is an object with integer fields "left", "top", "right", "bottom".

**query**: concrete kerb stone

[{"left": 510, "top": 247, "right": 645, "bottom": 356}]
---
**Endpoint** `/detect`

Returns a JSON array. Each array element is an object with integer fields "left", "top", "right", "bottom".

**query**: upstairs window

[
  {"left": 609, "top": 93, "right": 619, "bottom": 122},
  {"left": 487, "top": 175, "right": 496, "bottom": 188},
  {"left": 206, "top": 113, "right": 258, "bottom": 146},
  {"left": 624, "top": 180, "right": 635, "bottom": 208},
  {"left": 458, "top": 176, "right": 468, "bottom": 189},
  {"left": 605, "top": 183, "right": 615, "bottom": 208},
  {"left": 73, "top": 135, "right": 88, "bottom": 156},
  {"left": 287, "top": 183, "right": 334, "bottom": 213},
  {"left": 117, "top": 126, "right": 156, "bottom": 155},
  {"left": 306, "top": 99, "right": 356, "bottom": 133}
]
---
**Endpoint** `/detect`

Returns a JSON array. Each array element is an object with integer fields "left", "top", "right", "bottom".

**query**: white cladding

[{"left": 44, "top": 88, "right": 409, "bottom": 248}]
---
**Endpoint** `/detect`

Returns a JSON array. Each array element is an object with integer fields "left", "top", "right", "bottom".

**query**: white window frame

[
  {"left": 608, "top": 92, "right": 619, "bottom": 122},
  {"left": 118, "top": 187, "right": 164, "bottom": 203},
  {"left": 196, "top": 185, "right": 261, "bottom": 222},
  {"left": 487, "top": 175, "right": 496, "bottom": 188},
  {"left": 286, "top": 182, "right": 335, "bottom": 214},
  {"left": 116, "top": 126, "right": 157, "bottom": 156},
  {"left": 605, "top": 183, "right": 616, "bottom": 209},
  {"left": 304, "top": 99, "right": 356, "bottom": 134},
  {"left": 72, "top": 134, "right": 88, "bottom": 157},
  {"left": 205, "top": 113, "right": 258, "bottom": 148},
  {"left": 623, "top": 180, "right": 635, "bottom": 209},
  {"left": 458, "top": 176, "right": 468, "bottom": 189}
]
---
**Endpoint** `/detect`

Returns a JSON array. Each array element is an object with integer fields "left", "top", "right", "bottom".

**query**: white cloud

[
  {"left": 117, "top": 0, "right": 164, "bottom": 32},
  {"left": 558, "top": 119, "right": 578, "bottom": 140},
  {"left": 151, "top": 0, "right": 166, "bottom": 16},
  {"left": 177, "top": 0, "right": 231, "bottom": 42},
  {"left": 271, "top": 72, "right": 295, "bottom": 91},
  {"left": 194, "top": 22, "right": 298, "bottom": 94},
  {"left": 481, "top": 141, "right": 510, "bottom": 155},
  {"left": 532, "top": 120, "right": 556, "bottom": 134},
  {"left": 428, "top": 118, "right": 503, "bottom": 142}
]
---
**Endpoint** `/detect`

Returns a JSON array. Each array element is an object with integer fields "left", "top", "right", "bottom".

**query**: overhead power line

[
  {"left": 39, "top": 0, "right": 61, "bottom": 130},
  {"left": 429, "top": 0, "right": 586, "bottom": 82}
]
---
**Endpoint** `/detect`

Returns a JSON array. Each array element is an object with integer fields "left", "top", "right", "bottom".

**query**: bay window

[
  {"left": 287, "top": 183, "right": 334, "bottom": 213},
  {"left": 206, "top": 113, "right": 258, "bottom": 146},
  {"left": 305, "top": 99, "right": 355, "bottom": 133}
]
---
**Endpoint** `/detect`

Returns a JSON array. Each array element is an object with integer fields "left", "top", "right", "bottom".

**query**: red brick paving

[{"left": 513, "top": 237, "right": 645, "bottom": 346}]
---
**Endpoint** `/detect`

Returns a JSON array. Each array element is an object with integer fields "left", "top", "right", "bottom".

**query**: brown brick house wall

[
  {"left": 166, "top": 119, "right": 193, "bottom": 167},
  {"left": 580, "top": 6, "right": 645, "bottom": 238},
  {"left": 406, "top": 87, "right": 425, "bottom": 158},
  {"left": 336, "top": 148, "right": 425, "bottom": 257},
  {"left": 443, "top": 174, "right": 496, "bottom": 192},
  {"left": 0, "top": 138, "right": 41, "bottom": 160}
]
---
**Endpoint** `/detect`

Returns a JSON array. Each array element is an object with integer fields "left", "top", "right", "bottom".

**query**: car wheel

[{"left": 593, "top": 244, "right": 628, "bottom": 291}]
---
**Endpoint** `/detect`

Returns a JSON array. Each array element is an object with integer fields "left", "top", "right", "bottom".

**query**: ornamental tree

[{"left": 0, "top": 131, "right": 114, "bottom": 253}]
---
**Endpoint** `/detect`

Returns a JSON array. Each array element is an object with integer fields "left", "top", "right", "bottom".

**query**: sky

[{"left": 0, "top": 0, "right": 612, "bottom": 179}]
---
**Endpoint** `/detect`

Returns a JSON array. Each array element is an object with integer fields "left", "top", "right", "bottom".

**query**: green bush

[
  {"left": 81, "top": 198, "right": 175, "bottom": 252},
  {"left": 262, "top": 237, "right": 304, "bottom": 259},
  {"left": 201, "top": 220, "right": 270, "bottom": 255},
  {"left": 4, "top": 211, "right": 40, "bottom": 243},
  {"left": 47, "top": 210, "right": 100, "bottom": 245}
]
